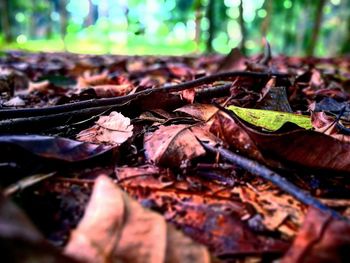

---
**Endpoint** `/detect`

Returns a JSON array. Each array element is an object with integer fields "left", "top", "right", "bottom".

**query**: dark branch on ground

[
  {"left": 200, "top": 141, "right": 347, "bottom": 222},
  {"left": 0, "top": 71, "right": 288, "bottom": 120}
]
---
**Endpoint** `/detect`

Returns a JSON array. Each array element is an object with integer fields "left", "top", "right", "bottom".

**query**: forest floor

[{"left": 0, "top": 50, "right": 350, "bottom": 262}]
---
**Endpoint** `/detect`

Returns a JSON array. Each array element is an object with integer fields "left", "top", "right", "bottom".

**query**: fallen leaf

[
  {"left": 3, "top": 96, "right": 25, "bottom": 107},
  {"left": 28, "top": 80, "right": 50, "bottom": 93},
  {"left": 144, "top": 124, "right": 217, "bottom": 167},
  {"left": 216, "top": 48, "right": 246, "bottom": 72},
  {"left": 227, "top": 105, "right": 312, "bottom": 131},
  {"left": 85, "top": 84, "right": 134, "bottom": 98},
  {"left": 0, "top": 135, "right": 112, "bottom": 162},
  {"left": 0, "top": 194, "right": 77, "bottom": 263},
  {"left": 77, "top": 70, "right": 109, "bottom": 88},
  {"left": 174, "top": 103, "right": 218, "bottom": 122},
  {"left": 169, "top": 204, "right": 288, "bottom": 258},
  {"left": 181, "top": 88, "right": 196, "bottom": 103},
  {"left": 64, "top": 175, "right": 210, "bottom": 263},
  {"left": 281, "top": 208, "right": 350, "bottom": 263},
  {"left": 77, "top": 111, "right": 133, "bottom": 145},
  {"left": 209, "top": 111, "right": 265, "bottom": 161}
]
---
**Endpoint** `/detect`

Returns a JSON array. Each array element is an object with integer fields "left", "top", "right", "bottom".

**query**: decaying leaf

[
  {"left": 209, "top": 111, "right": 265, "bottom": 161},
  {"left": 174, "top": 103, "right": 218, "bottom": 122},
  {"left": 242, "top": 125, "right": 350, "bottom": 173},
  {"left": 0, "top": 194, "right": 77, "bottom": 263},
  {"left": 144, "top": 124, "right": 218, "bottom": 167},
  {"left": 77, "top": 111, "right": 133, "bottom": 145},
  {"left": 227, "top": 105, "right": 312, "bottom": 131},
  {"left": 64, "top": 175, "right": 210, "bottom": 263},
  {"left": 85, "top": 84, "right": 134, "bottom": 98},
  {"left": 281, "top": 208, "right": 350, "bottom": 263},
  {"left": 0, "top": 135, "right": 112, "bottom": 162},
  {"left": 233, "top": 184, "right": 306, "bottom": 237}
]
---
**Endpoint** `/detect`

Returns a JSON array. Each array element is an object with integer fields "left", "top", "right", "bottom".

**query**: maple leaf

[{"left": 77, "top": 111, "right": 133, "bottom": 145}]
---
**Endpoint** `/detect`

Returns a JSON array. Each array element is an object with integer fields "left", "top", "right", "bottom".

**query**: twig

[
  {"left": 0, "top": 71, "right": 288, "bottom": 120},
  {"left": 200, "top": 141, "right": 347, "bottom": 222},
  {"left": 260, "top": 38, "right": 272, "bottom": 66},
  {"left": 4, "top": 172, "right": 56, "bottom": 196},
  {"left": 0, "top": 105, "right": 118, "bottom": 133}
]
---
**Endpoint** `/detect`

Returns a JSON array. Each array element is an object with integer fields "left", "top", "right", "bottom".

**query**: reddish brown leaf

[
  {"left": 281, "top": 208, "right": 350, "bottom": 263},
  {"left": 209, "top": 111, "right": 265, "bottom": 161},
  {"left": 175, "top": 103, "right": 218, "bottom": 122},
  {"left": 65, "top": 175, "right": 210, "bottom": 263},
  {"left": 144, "top": 124, "right": 217, "bottom": 167}
]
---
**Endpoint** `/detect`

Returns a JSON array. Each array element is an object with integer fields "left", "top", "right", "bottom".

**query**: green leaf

[{"left": 227, "top": 105, "right": 312, "bottom": 131}]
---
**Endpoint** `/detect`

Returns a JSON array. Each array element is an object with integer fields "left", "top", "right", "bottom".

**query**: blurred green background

[{"left": 0, "top": 0, "right": 349, "bottom": 56}]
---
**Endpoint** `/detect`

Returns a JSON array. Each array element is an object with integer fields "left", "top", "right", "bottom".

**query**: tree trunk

[
  {"left": 306, "top": 0, "right": 327, "bottom": 56},
  {"left": 84, "top": 0, "right": 95, "bottom": 27},
  {"left": 205, "top": 0, "right": 215, "bottom": 53},
  {"left": 261, "top": 0, "right": 272, "bottom": 37},
  {"left": 45, "top": 0, "right": 53, "bottom": 39},
  {"left": 59, "top": 0, "right": 68, "bottom": 40},
  {"left": 194, "top": 0, "right": 202, "bottom": 51},
  {"left": 238, "top": 0, "right": 247, "bottom": 55},
  {"left": 0, "top": 0, "right": 13, "bottom": 43},
  {"left": 341, "top": 13, "right": 350, "bottom": 54}
]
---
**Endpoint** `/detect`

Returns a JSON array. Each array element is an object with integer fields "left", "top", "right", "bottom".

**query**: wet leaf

[{"left": 0, "top": 135, "right": 112, "bottom": 162}]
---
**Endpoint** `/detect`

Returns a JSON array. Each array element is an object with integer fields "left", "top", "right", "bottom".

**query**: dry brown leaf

[
  {"left": 209, "top": 111, "right": 265, "bottom": 161},
  {"left": 28, "top": 80, "right": 50, "bottom": 93},
  {"left": 77, "top": 70, "right": 109, "bottom": 88},
  {"left": 144, "top": 124, "right": 218, "bottom": 167},
  {"left": 88, "top": 84, "right": 134, "bottom": 98},
  {"left": 181, "top": 88, "right": 196, "bottom": 104},
  {"left": 233, "top": 185, "right": 305, "bottom": 237},
  {"left": 77, "top": 111, "right": 133, "bottom": 145},
  {"left": 64, "top": 175, "right": 210, "bottom": 263},
  {"left": 174, "top": 103, "right": 218, "bottom": 122}
]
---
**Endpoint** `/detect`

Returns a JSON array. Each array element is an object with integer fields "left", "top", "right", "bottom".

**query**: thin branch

[
  {"left": 200, "top": 141, "right": 347, "bottom": 222},
  {"left": 4, "top": 172, "right": 56, "bottom": 196},
  {"left": 0, "top": 71, "right": 288, "bottom": 120}
]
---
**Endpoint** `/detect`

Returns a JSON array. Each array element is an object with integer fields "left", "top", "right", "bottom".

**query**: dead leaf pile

[{"left": 1, "top": 51, "right": 350, "bottom": 262}]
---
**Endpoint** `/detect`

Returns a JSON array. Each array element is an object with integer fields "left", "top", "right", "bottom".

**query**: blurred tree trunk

[
  {"left": 59, "top": 0, "right": 68, "bottom": 41},
  {"left": 205, "top": 0, "right": 215, "bottom": 53},
  {"left": 194, "top": 0, "right": 202, "bottom": 51},
  {"left": 306, "top": 0, "right": 326, "bottom": 56},
  {"left": 238, "top": 0, "right": 247, "bottom": 55},
  {"left": 84, "top": 0, "right": 97, "bottom": 27},
  {"left": 45, "top": 0, "right": 53, "bottom": 39},
  {"left": 0, "top": 0, "right": 13, "bottom": 42},
  {"left": 29, "top": 0, "right": 37, "bottom": 39},
  {"left": 261, "top": 0, "right": 272, "bottom": 37},
  {"left": 341, "top": 13, "right": 350, "bottom": 54}
]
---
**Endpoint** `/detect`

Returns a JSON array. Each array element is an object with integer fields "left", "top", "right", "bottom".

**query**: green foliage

[{"left": 0, "top": 0, "right": 349, "bottom": 56}]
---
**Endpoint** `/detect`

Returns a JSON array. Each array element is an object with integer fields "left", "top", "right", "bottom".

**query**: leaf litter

[{"left": 1, "top": 50, "right": 350, "bottom": 262}]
